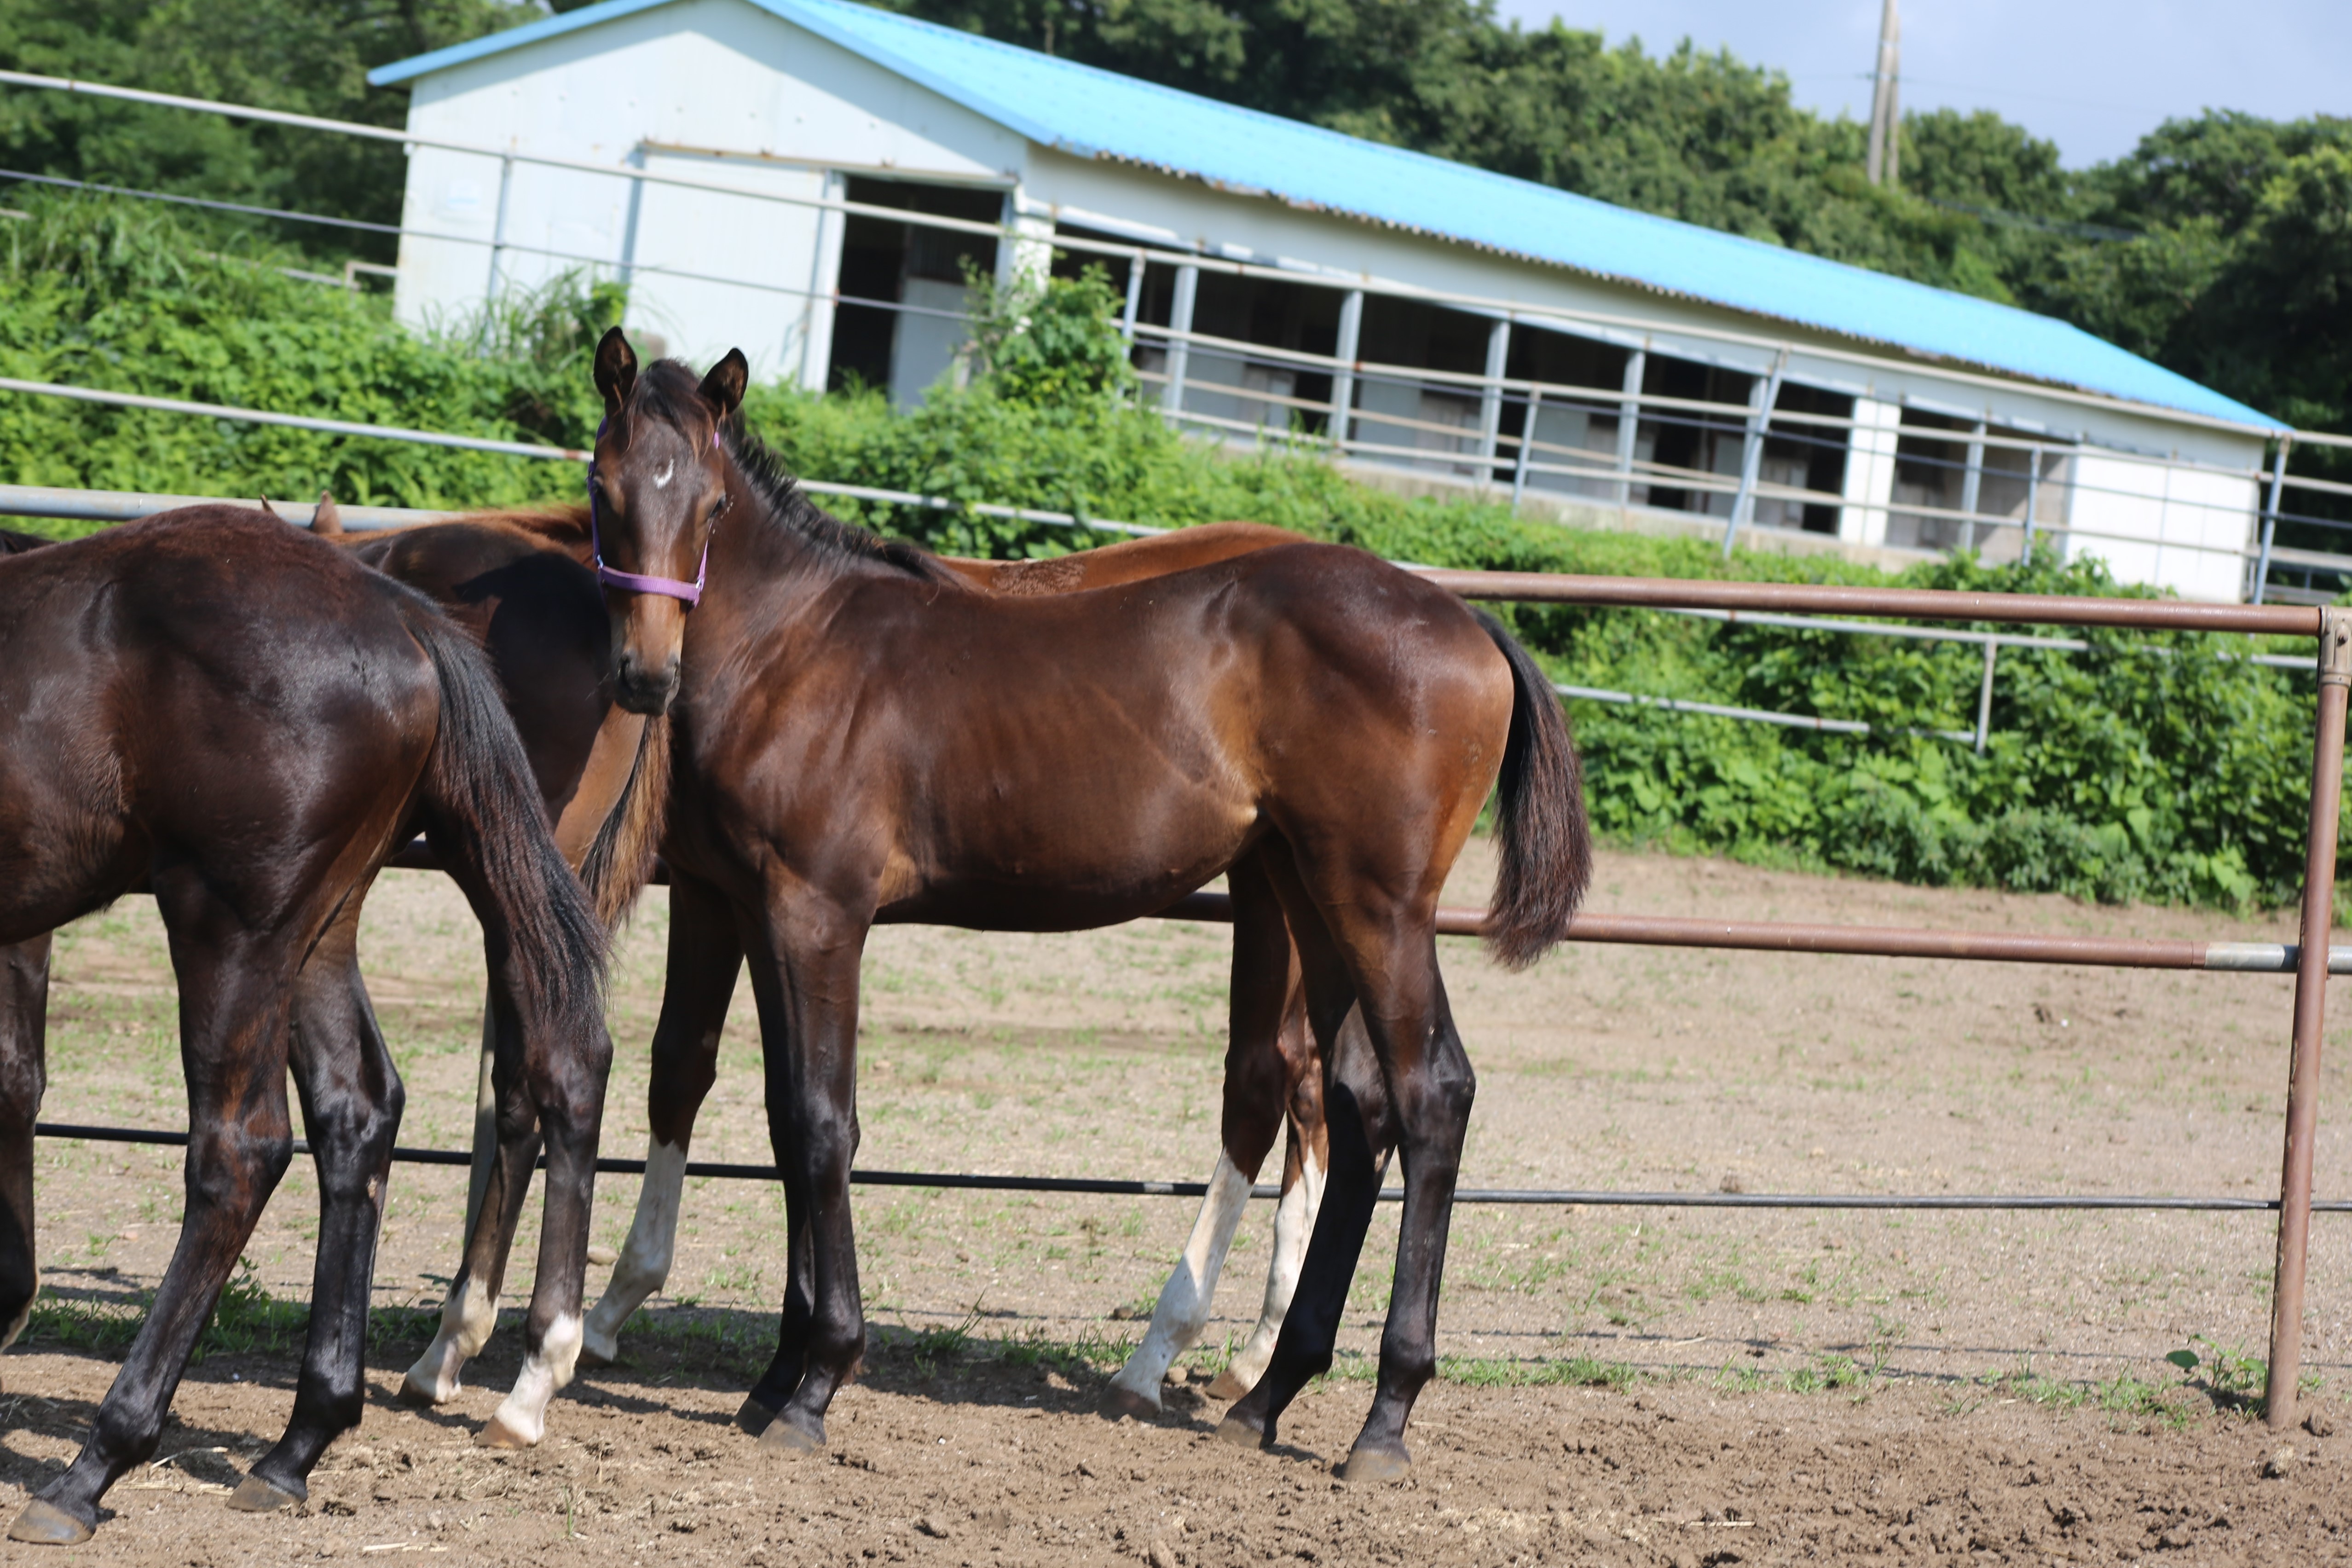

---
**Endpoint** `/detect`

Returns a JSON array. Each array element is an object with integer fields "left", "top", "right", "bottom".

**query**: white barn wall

[
  {"left": 392, "top": 0, "right": 1022, "bottom": 376},
  {"left": 1840, "top": 398, "right": 1900, "bottom": 546},
  {"left": 2065, "top": 454, "right": 2259, "bottom": 602},
  {"left": 382, "top": 0, "right": 2274, "bottom": 596}
]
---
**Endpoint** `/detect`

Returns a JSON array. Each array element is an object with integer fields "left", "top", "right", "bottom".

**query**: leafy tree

[{"left": 0, "top": 0, "right": 537, "bottom": 260}]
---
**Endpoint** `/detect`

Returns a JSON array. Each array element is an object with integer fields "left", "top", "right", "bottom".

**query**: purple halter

[{"left": 587, "top": 421, "right": 717, "bottom": 606}]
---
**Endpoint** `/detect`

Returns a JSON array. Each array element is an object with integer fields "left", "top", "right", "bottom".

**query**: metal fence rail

[
  {"left": 6, "top": 465, "right": 2347, "bottom": 1420},
  {"left": 17, "top": 475, "right": 2317, "bottom": 760}
]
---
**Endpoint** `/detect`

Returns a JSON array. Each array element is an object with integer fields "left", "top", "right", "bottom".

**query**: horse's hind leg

[
  {"left": 0, "top": 935, "right": 52, "bottom": 1368},
  {"left": 403, "top": 1005, "right": 547, "bottom": 1406},
  {"left": 234, "top": 902, "right": 404, "bottom": 1513},
  {"left": 584, "top": 872, "right": 743, "bottom": 1367},
  {"left": 1220, "top": 860, "right": 1463, "bottom": 1485},
  {"left": 476, "top": 930, "right": 612, "bottom": 1449},
  {"left": 1107, "top": 860, "right": 1295, "bottom": 1417},
  {"left": 10, "top": 927, "right": 297, "bottom": 1545}
]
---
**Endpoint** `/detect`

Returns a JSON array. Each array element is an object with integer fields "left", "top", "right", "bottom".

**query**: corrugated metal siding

[{"left": 371, "top": 0, "right": 2276, "bottom": 430}]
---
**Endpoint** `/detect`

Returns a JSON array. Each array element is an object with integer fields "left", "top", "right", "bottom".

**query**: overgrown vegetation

[{"left": 0, "top": 192, "right": 2334, "bottom": 912}]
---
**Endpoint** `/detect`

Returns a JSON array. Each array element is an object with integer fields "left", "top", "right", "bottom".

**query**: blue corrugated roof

[{"left": 372, "top": 0, "right": 2277, "bottom": 431}]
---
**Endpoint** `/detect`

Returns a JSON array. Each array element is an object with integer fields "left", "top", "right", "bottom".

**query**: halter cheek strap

[{"left": 587, "top": 423, "right": 717, "bottom": 606}]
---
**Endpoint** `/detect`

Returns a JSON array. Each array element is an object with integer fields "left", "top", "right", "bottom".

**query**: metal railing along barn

[{"left": 6, "top": 69, "right": 2350, "bottom": 603}]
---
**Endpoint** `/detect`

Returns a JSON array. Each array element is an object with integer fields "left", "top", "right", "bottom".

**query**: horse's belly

[
  {"left": 874, "top": 875, "right": 1223, "bottom": 934},
  {"left": 882, "top": 799, "right": 1254, "bottom": 934}
]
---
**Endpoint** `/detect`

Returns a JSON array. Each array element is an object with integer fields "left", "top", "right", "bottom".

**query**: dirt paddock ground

[{"left": 11, "top": 842, "right": 2352, "bottom": 1564}]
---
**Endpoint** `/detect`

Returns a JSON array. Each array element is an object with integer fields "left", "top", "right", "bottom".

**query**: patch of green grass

[{"left": 18, "top": 1261, "right": 347, "bottom": 1363}]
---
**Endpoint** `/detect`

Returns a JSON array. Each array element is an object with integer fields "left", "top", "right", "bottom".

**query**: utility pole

[{"left": 1867, "top": 0, "right": 1901, "bottom": 187}]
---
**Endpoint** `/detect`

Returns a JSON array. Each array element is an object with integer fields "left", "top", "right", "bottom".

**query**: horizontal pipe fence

[
  {"left": 5, "top": 64, "right": 2347, "bottom": 1407},
  {"left": 0, "top": 473, "right": 2323, "bottom": 763},
  {"left": 9, "top": 69, "right": 2348, "bottom": 600},
  {"left": 13, "top": 545, "right": 2346, "bottom": 1423}
]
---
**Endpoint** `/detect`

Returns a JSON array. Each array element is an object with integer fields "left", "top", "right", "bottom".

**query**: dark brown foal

[
  {"left": 0, "top": 509, "right": 611, "bottom": 1542},
  {"left": 573, "top": 515, "right": 1340, "bottom": 1400},
  {"left": 566, "top": 333, "right": 1587, "bottom": 1482}
]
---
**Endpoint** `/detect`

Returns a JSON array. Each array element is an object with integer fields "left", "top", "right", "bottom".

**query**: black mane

[
  {"left": 722, "top": 422, "right": 959, "bottom": 586},
  {"left": 627, "top": 358, "right": 955, "bottom": 584},
  {"left": 0, "top": 526, "right": 57, "bottom": 555}
]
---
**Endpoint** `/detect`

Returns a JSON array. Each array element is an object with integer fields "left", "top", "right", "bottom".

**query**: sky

[{"left": 1492, "top": 0, "right": 2349, "bottom": 168}]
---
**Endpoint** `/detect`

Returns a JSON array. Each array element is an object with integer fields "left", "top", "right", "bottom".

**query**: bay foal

[
  {"left": 573, "top": 336, "right": 1585, "bottom": 1480},
  {"left": 574, "top": 517, "right": 1338, "bottom": 1410},
  {"left": 0, "top": 509, "right": 611, "bottom": 1543}
]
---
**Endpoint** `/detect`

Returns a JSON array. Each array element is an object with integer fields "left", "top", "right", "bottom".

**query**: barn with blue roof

[{"left": 370, "top": 0, "right": 2281, "bottom": 600}]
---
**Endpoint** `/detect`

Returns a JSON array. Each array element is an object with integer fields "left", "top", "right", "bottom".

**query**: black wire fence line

[{"left": 32, "top": 1122, "right": 2347, "bottom": 1213}]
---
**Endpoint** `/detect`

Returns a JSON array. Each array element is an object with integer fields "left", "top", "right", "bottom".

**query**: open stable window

[
  {"left": 1752, "top": 384, "right": 1855, "bottom": 535},
  {"left": 1888, "top": 409, "right": 2058, "bottom": 556},
  {"left": 829, "top": 178, "right": 1002, "bottom": 406},
  {"left": 1348, "top": 296, "right": 1497, "bottom": 474},
  {"left": 1180, "top": 272, "right": 1343, "bottom": 438},
  {"left": 1500, "top": 326, "right": 1631, "bottom": 500},
  {"left": 1637, "top": 359, "right": 1755, "bottom": 518}
]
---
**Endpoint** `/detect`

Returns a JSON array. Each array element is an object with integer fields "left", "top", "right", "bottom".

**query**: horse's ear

[
  {"left": 595, "top": 326, "right": 638, "bottom": 416},
  {"left": 311, "top": 489, "right": 343, "bottom": 537},
  {"left": 698, "top": 348, "right": 749, "bottom": 421}
]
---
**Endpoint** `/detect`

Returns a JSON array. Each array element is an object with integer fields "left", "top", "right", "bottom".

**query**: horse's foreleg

[
  {"left": 0, "top": 935, "right": 52, "bottom": 1366},
  {"left": 1212, "top": 1115, "right": 1328, "bottom": 1401},
  {"left": 743, "top": 905, "right": 867, "bottom": 1456},
  {"left": 237, "top": 917, "right": 403, "bottom": 1512},
  {"left": 1106, "top": 1153, "right": 1254, "bottom": 1417},
  {"left": 1108, "top": 860, "right": 1294, "bottom": 1417},
  {"left": 1209, "top": 970, "right": 1326, "bottom": 1402},
  {"left": 401, "top": 1010, "right": 543, "bottom": 1407},
  {"left": 11, "top": 932, "right": 296, "bottom": 1546},
  {"left": 584, "top": 874, "right": 743, "bottom": 1367}
]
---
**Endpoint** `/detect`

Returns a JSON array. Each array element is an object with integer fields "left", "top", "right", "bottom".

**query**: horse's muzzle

[{"left": 613, "top": 652, "right": 681, "bottom": 716}]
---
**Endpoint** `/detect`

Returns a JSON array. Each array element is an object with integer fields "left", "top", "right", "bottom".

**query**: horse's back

[
  {"left": 740, "top": 540, "right": 1513, "bottom": 927},
  {"left": 0, "top": 507, "right": 440, "bottom": 924}
]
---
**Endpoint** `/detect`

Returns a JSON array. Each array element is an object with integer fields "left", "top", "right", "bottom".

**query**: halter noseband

[{"left": 587, "top": 420, "right": 717, "bottom": 606}]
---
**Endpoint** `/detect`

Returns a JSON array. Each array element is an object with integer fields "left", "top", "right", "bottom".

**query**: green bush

[
  {"left": 0, "top": 193, "right": 607, "bottom": 518},
  {"left": 0, "top": 192, "right": 2328, "bottom": 910}
]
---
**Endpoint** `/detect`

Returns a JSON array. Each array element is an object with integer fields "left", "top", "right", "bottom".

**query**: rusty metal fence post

[{"left": 2267, "top": 606, "right": 2352, "bottom": 1427}]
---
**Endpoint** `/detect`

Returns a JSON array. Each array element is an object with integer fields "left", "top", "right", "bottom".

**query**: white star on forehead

[{"left": 653, "top": 460, "right": 676, "bottom": 489}]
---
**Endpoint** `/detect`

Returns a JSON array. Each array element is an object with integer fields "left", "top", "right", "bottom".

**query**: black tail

[
  {"left": 399, "top": 598, "right": 608, "bottom": 1044},
  {"left": 1473, "top": 608, "right": 1592, "bottom": 970}
]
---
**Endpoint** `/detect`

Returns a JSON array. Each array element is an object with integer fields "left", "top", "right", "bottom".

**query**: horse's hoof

[
  {"left": 734, "top": 1394, "right": 778, "bottom": 1437},
  {"left": 1212, "top": 1414, "right": 1266, "bottom": 1451},
  {"left": 228, "top": 1473, "right": 304, "bottom": 1514},
  {"left": 757, "top": 1411, "right": 825, "bottom": 1455},
  {"left": 7, "top": 1499, "right": 93, "bottom": 1545},
  {"left": 474, "top": 1409, "right": 537, "bottom": 1450},
  {"left": 1205, "top": 1368, "right": 1254, "bottom": 1401},
  {"left": 1334, "top": 1443, "right": 1412, "bottom": 1485},
  {"left": 1101, "top": 1383, "right": 1161, "bottom": 1421},
  {"left": 578, "top": 1337, "right": 617, "bottom": 1369},
  {"left": 397, "top": 1371, "right": 449, "bottom": 1406}
]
